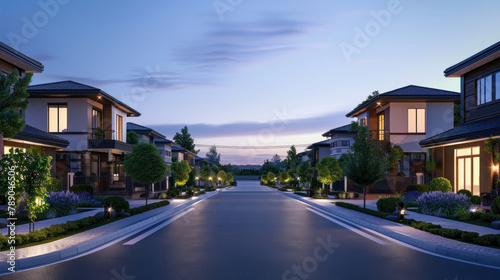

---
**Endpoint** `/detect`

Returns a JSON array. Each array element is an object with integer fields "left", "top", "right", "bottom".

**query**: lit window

[
  {"left": 408, "top": 109, "right": 425, "bottom": 133},
  {"left": 48, "top": 104, "right": 67, "bottom": 132},
  {"left": 360, "top": 118, "right": 367, "bottom": 126},
  {"left": 378, "top": 114, "right": 385, "bottom": 140}
]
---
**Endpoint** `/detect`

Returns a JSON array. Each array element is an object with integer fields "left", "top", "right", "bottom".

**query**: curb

[
  {"left": 281, "top": 192, "right": 500, "bottom": 268},
  {"left": 1, "top": 190, "right": 220, "bottom": 273}
]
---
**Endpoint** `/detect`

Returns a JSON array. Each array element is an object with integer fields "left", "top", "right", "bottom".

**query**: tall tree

[
  {"left": 0, "top": 69, "right": 33, "bottom": 156},
  {"left": 297, "top": 161, "right": 312, "bottom": 186},
  {"left": 124, "top": 142, "right": 169, "bottom": 205},
  {"left": 316, "top": 156, "right": 342, "bottom": 192},
  {"left": 270, "top": 154, "right": 283, "bottom": 169},
  {"left": 173, "top": 126, "right": 199, "bottom": 154},
  {"left": 284, "top": 145, "right": 299, "bottom": 174},
  {"left": 206, "top": 145, "right": 221, "bottom": 164},
  {"left": 342, "top": 122, "right": 387, "bottom": 208}
]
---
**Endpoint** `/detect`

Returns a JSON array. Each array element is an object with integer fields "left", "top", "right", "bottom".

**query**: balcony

[
  {"left": 88, "top": 128, "right": 132, "bottom": 153},
  {"left": 369, "top": 130, "right": 390, "bottom": 145}
]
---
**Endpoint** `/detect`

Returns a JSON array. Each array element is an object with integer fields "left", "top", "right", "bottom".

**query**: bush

[
  {"left": 461, "top": 231, "right": 479, "bottom": 243},
  {"left": 471, "top": 195, "right": 481, "bottom": 205},
  {"left": 401, "top": 191, "right": 420, "bottom": 207},
  {"left": 47, "top": 224, "right": 66, "bottom": 237},
  {"left": 70, "top": 184, "right": 94, "bottom": 195},
  {"left": 491, "top": 197, "right": 500, "bottom": 215},
  {"left": 27, "top": 230, "right": 47, "bottom": 243},
  {"left": 45, "top": 177, "right": 63, "bottom": 192},
  {"left": 429, "top": 177, "right": 452, "bottom": 192},
  {"left": 440, "top": 228, "right": 461, "bottom": 239},
  {"left": 474, "top": 234, "right": 497, "bottom": 246},
  {"left": 336, "top": 202, "right": 392, "bottom": 218},
  {"left": 376, "top": 197, "right": 401, "bottom": 213},
  {"left": 417, "top": 191, "right": 471, "bottom": 217},
  {"left": 406, "top": 184, "right": 428, "bottom": 193},
  {"left": 102, "top": 196, "right": 130, "bottom": 212},
  {"left": 479, "top": 212, "right": 500, "bottom": 223},
  {"left": 457, "top": 189, "right": 472, "bottom": 198}
]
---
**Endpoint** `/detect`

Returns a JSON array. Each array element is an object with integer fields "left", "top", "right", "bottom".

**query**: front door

[{"left": 455, "top": 147, "right": 480, "bottom": 195}]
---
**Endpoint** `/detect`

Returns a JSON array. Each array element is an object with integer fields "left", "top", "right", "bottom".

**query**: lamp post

[
  {"left": 195, "top": 176, "right": 199, "bottom": 187},
  {"left": 297, "top": 177, "right": 301, "bottom": 188}
]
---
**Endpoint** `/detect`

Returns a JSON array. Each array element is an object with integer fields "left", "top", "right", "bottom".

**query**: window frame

[
  {"left": 408, "top": 108, "right": 426, "bottom": 134},
  {"left": 47, "top": 103, "right": 68, "bottom": 133}
]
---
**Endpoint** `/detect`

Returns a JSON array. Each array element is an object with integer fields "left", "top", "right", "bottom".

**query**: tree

[
  {"left": 226, "top": 173, "right": 234, "bottom": 184},
  {"left": 297, "top": 161, "right": 312, "bottom": 187},
  {"left": 0, "top": 147, "right": 51, "bottom": 231},
  {"left": 260, "top": 159, "right": 280, "bottom": 176},
  {"left": 212, "top": 165, "right": 220, "bottom": 186},
  {"left": 171, "top": 160, "right": 191, "bottom": 188},
  {"left": 342, "top": 122, "right": 387, "bottom": 208},
  {"left": 261, "top": 174, "right": 268, "bottom": 185},
  {"left": 385, "top": 143, "right": 403, "bottom": 173},
  {"left": 126, "top": 131, "right": 139, "bottom": 145},
  {"left": 123, "top": 142, "right": 169, "bottom": 205},
  {"left": 316, "top": 156, "right": 342, "bottom": 192},
  {"left": 0, "top": 69, "right": 33, "bottom": 156},
  {"left": 284, "top": 145, "right": 299, "bottom": 175},
  {"left": 206, "top": 145, "right": 221, "bottom": 164},
  {"left": 278, "top": 171, "right": 290, "bottom": 185},
  {"left": 201, "top": 165, "right": 212, "bottom": 183},
  {"left": 266, "top": 171, "right": 276, "bottom": 185},
  {"left": 217, "top": 170, "right": 227, "bottom": 185},
  {"left": 173, "top": 126, "right": 199, "bottom": 154}
]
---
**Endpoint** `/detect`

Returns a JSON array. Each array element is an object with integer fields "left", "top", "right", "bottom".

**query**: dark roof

[
  {"left": 444, "top": 40, "right": 500, "bottom": 77},
  {"left": 346, "top": 85, "right": 460, "bottom": 118},
  {"left": 297, "top": 151, "right": 309, "bottom": 157},
  {"left": 13, "top": 124, "right": 69, "bottom": 148},
  {"left": 127, "top": 122, "right": 165, "bottom": 139},
  {"left": 154, "top": 138, "right": 173, "bottom": 144},
  {"left": 0, "top": 41, "right": 44, "bottom": 73},
  {"left": 322, "top": 124, "right": 355, "bottom": 137},
  {"left": 307, "top": 139, "right": 330, "bottom": 149},
  {"left": 27, "top": 81, "right": 141, "bottom": 117},
  {"left": 420, "top": 115, "right": 500, "bottom": 148}
]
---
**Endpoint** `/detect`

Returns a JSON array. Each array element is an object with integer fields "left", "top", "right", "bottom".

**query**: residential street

[{"left": 3, "top": 181, "right": 499, "bottom": 280}]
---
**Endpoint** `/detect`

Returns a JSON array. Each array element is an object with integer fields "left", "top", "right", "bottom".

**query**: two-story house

[
  {"left": 25, "top": 81, "right": 140, "bottom": 193},
  {"left": 0, "top": 41, "right": 69, "bottom": 177},
  {"left": 421, "top": 41, "right": 500, "bottom": 197},
  {"left": 127, "top": 122, "right": 173, "bottom": 194},
  {"left": 171, "top": 145, "right": 197, "bottom": 166},
  {"left": 322, "top": 124, "right": 356, "bottom": 159},
  {"left": 346, "top": 85, "right": 460, "bottom": 182}
]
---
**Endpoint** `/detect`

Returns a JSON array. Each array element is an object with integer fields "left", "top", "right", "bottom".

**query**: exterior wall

[
  {"left": 357, "top": 111, "right": 369, "bottom": 126},
  {"left": 318, "top": 146, "right": 330, "bottom": 160},
  {"left": 426, "top": 102, "right": 455, "bottom": 137},
  {"left": 26, "top": 98, "right": 89, "bottom": 133},
  {"left": 111, "top": 106, "right": 128, "bottom": 141},
  {"left": 329, "top": 137, "right": 354, "bottom": 159}
]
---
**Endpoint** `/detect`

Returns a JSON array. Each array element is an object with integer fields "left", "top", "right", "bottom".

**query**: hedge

[
  {"left": 406, "top": 184, "right": 428, "bottom": 193},
  {"left": 376, "top": 197, "right": 402, "bottom": 213},
  {"left": 335, "top": 202, "right": 392, "bottom": 218},
  {"left": 102, "top": 196, "right": 130, "bottom": 212},
  {"left": 70, "top": 184, "right": 94, "bottom": 195}
]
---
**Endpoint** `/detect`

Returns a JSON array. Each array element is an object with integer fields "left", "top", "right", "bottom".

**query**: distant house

[
  {"left": 421, "top": 41, "right": 500, "bottom": 196},
  {"left": 297, "top": 151, "right": 310, "bottom": 163},
  {"left": 25, "top": 81, "right": 140, "bottom": 193},
  {"left": 346, "top": 85, "right": 460, "bottom": 181},
  {"left": 322, "top": 124, "right": 356, "bottom": 159},
  {"left": 0, "top": 41, "right": 69, "bottom": 177},
  {"left": 127, "top": 122, "right": 173, "bottom": 194},
  {"left": 171, "top": 145, "right": 197, "bottom": 166}
]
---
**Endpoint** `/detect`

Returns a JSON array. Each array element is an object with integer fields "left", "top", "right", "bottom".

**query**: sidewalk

[
  {"left": 278, "top": 191, "right": 500, "bottom": 267},
  {"left": 0, "top": 190, "right": 221, "bottom": 272}
]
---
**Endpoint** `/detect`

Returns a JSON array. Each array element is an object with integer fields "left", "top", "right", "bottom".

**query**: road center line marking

[
  {"left": 306, "top": 207, "right": 388, "bottom": 245},
  {"left": 123, "top": 208, "right": 195, "bottom": 246}
]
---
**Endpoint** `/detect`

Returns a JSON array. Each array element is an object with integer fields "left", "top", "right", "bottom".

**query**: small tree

[
  {"left": 126, "top": 131, "right": 139, "bottom": 145},
  {"left": 217, "top": 170, "right": 227, "bottom": 185},
  {"left": 0, "top": 147, "right": 51, "bottom": 231},
  {"left": 201, "top": 165, "right": 212, "bottom": 185},
  {"left": 297, "top": 161, "right": 312, "bottom": 187},
  {"left": 261, "top": 175, "right": 268, "bottom": 185},
  {"left": 278, "top": 171, "right": 290, "bottom": 185},
  {"left": 171, "top": 160, "right": 191, "bottom": 188},
  {"left": 342, "top": 122, "right": 387, "bottom": 208},
  {"left": 212, "top": 165, "right": 220, "bottom": 186},
  {"left": 266, "top": 172, "right": 276, "bottom": 185},
  {"left": 226, "top": 173, "right": 234, "bottom": 185},
  {"left": 316, "top": 156, "right": 342, "bottom": 192},
  {"left": 123, "top": 142, "right": 169, "bottom": 205}
]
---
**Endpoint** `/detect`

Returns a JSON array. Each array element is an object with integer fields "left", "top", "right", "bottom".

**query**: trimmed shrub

[
  {"left": 27, "top": 230, "right": 47, "bottom": 243},
  {"left": 457, "top": 189, "right": 472, "bottom": 198},
  {"left": 479, "top": 212, "right": 500, "bottom": 223},
  {"left": 461, "top": 231, "right": 479, "bottom": 243},
  {"left": 474, "top": 234, "right": 497, "bottom": 246},
  {"left": 335, "top": 202, "right": 391, "bottom": 218},
  {"left": 45, "top": 177, "right": 63, "bottom": 192},
  {"left": 406, "top": 184, "right": 428, "bottom": 193},
  {"left": 429, "top": 177, "right": 452, "bottom": 192},
  {"left": 70, "top": 184, "right": 94, "bottom": 195},
  {"left": 440, "top": 228, "right": 461, "bottom": 239},
  {"left": 491, "top": 197, "right": 500, "bottom": 215},
  {"left": 376, "top": 197, "right": 401, "bottom": 213},
  {"left": 471, "top": 195, "right": 481, "bottom": 205},
  {"left": 47, "top": 224, "right": 66, "bottom": 237},
  {"left": 102, "top": 196, "right": 129, "bottom": 212}
]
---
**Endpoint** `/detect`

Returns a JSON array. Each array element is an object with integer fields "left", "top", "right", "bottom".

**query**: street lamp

[{"left": 195, "top": 176, "right": 199, "bottom": 187}]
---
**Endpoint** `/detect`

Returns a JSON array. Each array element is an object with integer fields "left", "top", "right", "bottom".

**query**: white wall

[
  {"left": 26, "top": 98, "right": 88, "bottom": 132},
  {"left": 329, "top": 137, "right": 354, "bottom": 158},
  {"left": 357, "top": 111, "right": 369, "bottom": 126},
  {"left": 389, "top": 102, "right": 426, "bottom": 133},
  {"left": 111, "top": 106, "right": 128, "bottom": 142}
]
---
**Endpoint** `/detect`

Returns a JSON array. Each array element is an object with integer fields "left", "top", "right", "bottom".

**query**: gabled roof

[
  {"left": 0, "top": 41, "right": 44, "bottom": 73},
  {"left": 307, "top": 139, "right": 330, "bottom": 149},
  {"left": 346, "top": 85, "right": 460, "bottom": 118},
  {"left": 127, "top": 122, "right": 165, "bottom": 139},
  {"left": 322, "top": 124, "right": 355, "bottom": 137},
  {"left": 11, "top": 124, "right": 69, "bottom": 148},
  {"left": 444, "top": 40, "right": 500, "bottom": 77},
  {"left": 420, "top": 115, "right": 500, "bottom": 148},
  {"left": 27, "top": 81, "right": 141, "bottom": 117}
]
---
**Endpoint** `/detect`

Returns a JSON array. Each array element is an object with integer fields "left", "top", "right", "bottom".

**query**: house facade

[
  {"left": 346, "top": 85, "right": 460, "bottom": 180},
  {"left": 322, "top": 124, "right": 356, "bottom": 159},
  {"left": 25, "top": 81, "right": 140, "bottom": 193},
  {"left": 171, "top": 146, "right": 196, "bottom": 166},
  {"left": 421, "top": 41, "right": 500, "bottom": 196},
  {"left": 0, "top": 41, "right": 69, "bottom": 177}
]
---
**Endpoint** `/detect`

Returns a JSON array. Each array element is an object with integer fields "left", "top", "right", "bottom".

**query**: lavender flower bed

[{"left": 417, "top": 191, "right": 471, "bottom": 217}]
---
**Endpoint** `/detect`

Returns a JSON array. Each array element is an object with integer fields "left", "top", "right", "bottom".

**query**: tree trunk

[
  {"left": 146, "top": 184, "right": 149, "bottom": 206},
  {"left": 0, "top": 133, "right": 4, "bottom": 158},
  {"left": 363, "top": 186, "right": 367, "bottom": 209}
]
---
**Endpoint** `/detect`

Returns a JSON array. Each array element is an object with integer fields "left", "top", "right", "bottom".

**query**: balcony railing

[
  {"left": 88, "top": 128, "right": 115, "bottom": 140},
  {"left": 369, "top": 130, "right": 389, "bottom": 142}
]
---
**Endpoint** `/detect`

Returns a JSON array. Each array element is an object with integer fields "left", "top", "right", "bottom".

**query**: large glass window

[
  {"left": 477, "top": 74, "right": 493, "bottom": 105},
  {"left": 455, "top": 147, "right": 480, "bottom": 196},
  {"left": 92, "top": 108, "right": 102, "bottom": 129},
  {"left": 116, "top": 115, "right": 123, "bottom": 141},
  {"left": 378, "top": 113, "right": 385, "bottom": 141},
  {"left": 408, "top": 109, "right": 426, "bottom": 133},
  {"left": 48, "top": 104, "right": 67, "bottom": 132}
]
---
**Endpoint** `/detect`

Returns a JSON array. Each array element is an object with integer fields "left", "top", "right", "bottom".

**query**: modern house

[
  {"left": 25, "top": 81, "right": 141, "bottom": 193},
  {"left": 171, "top": 146, "right": 197, "bottom": 166},
  {"left": 421, "top": 41, "right": 500, "bottom": 197},
  {"left": 307, "top": 139, "right": 331, "bottom": 168},
  {"left": 0, "top": 41, "right": 69, "bottom": 177},
  {"left": 322, "top": 124, "right": 356, "bottom": 159},
  {"left": 346, "top": 85, "right": 460, "bottom": 182},
  {"left": 127, "top": 122, "right": 173, "bottom": 194}
]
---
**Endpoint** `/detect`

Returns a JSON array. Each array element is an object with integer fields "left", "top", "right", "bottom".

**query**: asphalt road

[{"left": 3, "top": 181, "right": 499, "bottom": 280}]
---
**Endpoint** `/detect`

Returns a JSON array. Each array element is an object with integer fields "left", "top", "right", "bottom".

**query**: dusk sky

[{"left": 1, "top": 1, "right": 499, "bottom": 164}]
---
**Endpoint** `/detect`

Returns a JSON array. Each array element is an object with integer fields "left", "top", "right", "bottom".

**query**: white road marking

[
  {"left": 123, "top": 208, "right": 195, "bottom": 245},
  {"left": 306, "top": 207, "right": 389, "bottom": 245}
]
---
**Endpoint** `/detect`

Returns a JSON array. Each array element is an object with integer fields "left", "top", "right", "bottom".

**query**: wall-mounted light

[
  {"left": 97, "top": 95, "right": 102, "bottom": 100},
  {"left": 493, "top": 164, "right": 499, "bottom": 172}
]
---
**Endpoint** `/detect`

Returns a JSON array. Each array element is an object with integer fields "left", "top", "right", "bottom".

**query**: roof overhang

[
  {"left": 444, "top": 41, "right": 500, "bottom": 77},
  {"left": 0, "top": 41, "right": 44, "bottom": 73}
]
